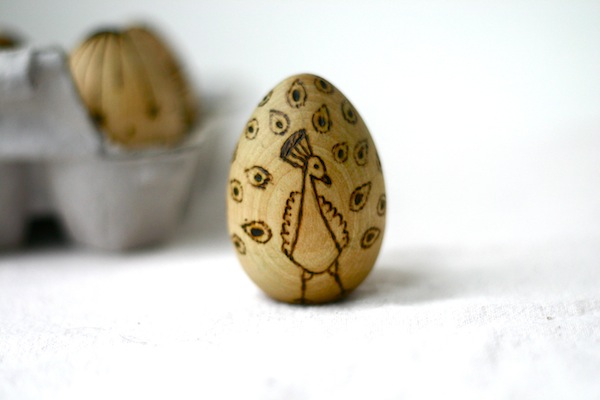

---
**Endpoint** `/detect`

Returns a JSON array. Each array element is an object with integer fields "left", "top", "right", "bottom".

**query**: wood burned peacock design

[{"left": 280, "top": 129, "right": 349, "bottom": 302}]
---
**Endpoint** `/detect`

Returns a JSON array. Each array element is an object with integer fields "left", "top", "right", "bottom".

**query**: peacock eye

[
  {"left": 258, "top": 90, "right": 272, "bottom": 107},
  {"left": 360, "top": 227, "right": 381, "bottom": 249},
  {"left": 354, "top": 139, "right": 369, "bottom": 166},
  {"left": 287, "top": 79, "right": 307, "bottom": 108},
  {"left": 332, "top": 142, "right": 348, "bottom": 163},
  {"left": 242, "top": 221, "right": 273, "bottom": 244},
  {"left": 314, "top": 77, "right": 334, "bottom": 94},
  {"left": 245, "top": 118, "right": 259, "bottom": 140},
  {"left": 269, "top": 109, "right": 290, "bottom": 135},
  {"left": 377, "top": 194, "right": 386, "bottom": 216},
  {"left": 314, "top": 164, "right": 319, "bottom": 169},
  {"left": 342, "top": 100, "right": 358, "bottom": 125},
  {"left": 245, "top": 166, "right": 272, "bottom": 189},
  {"left": 312, "top": 104, "right": 331, "bottom": 134},
  {"left": 230, "top": 179, "right": 243, "bottom": 202},
  {"left": 349, "top": 182, "right": 372, "bottom": 212},
  {"left": 231, "top": 234, "right": 246, "bottom": 255}
]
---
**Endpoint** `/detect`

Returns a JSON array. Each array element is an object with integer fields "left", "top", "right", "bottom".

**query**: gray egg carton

[{"left": 0, "top": 46, "right": 207, "bottom": 250}]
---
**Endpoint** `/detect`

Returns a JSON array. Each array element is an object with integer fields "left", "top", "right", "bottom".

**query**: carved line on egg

[
  {"left": 360, "top": 227, "right": 381, "bottom": 249},
  {"left": 245, "top": 118, "right": 259, "bottom": 140},
  {"left": 121, "top": 31, "right": 161, "bottom": 131},
  {"left": 230, "top": 179, "right": 243, "bottom": 202},
  {"left": 280, "top": 129, "right": 349, "bottom": 303},
  {"left": 281, "top": 190, "right": 301, "bottom": 258},
  {"left": 269, "top": 109, "right": 290, "bottom": 135},
  {"left": 341, "top": 99, "right": 358, "bottom": 125},
  {"left": 231, "top": 234, "right": 246, "bottom": 255},
  {"left": 349, "top": 182, "right": 372, "bottom": 212},
  {"left": 79, "top": 33, "right": 111, "bottom": 127},
  {"left": 314, "top": 77, "right": 334, "bottom": 94},
  {"left": 332, "top": 142, "right": 349, "bottom": 163},
  {"left": 286, "top": 79, "right": 307, "bottom": 108},
  {"left": 377, "top": 194, "right": 386, "bottom": 216},
  {"left": 245, "top": 166, "right": 273, "bottom": 189},
  {"left": 375, "top": 150, "right": 382, "bottom": 172},
  {"left": 312, "top": 104, "right": 332, "bottom": 134},
  {"left": 354, "top": 139, "right": 369, "bottom": 166},
  {"left": 242, "top": 221, "right": 273, "bottom": 244}
]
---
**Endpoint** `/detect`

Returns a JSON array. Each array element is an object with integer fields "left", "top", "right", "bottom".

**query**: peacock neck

[{"left": 302, "top": 173, "right": 321, "bottom": 220}]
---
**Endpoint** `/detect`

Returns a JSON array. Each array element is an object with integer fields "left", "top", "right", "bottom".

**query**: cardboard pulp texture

[{"left": 0, "top": 46, "right": 207, "bottom": 250}]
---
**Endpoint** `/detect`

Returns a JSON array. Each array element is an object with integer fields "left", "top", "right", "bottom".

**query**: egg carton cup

[{"left": 0, "top": 46, "right": 210, "bottom": 250}]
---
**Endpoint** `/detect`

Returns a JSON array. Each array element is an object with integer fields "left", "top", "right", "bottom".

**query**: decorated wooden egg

[
  {"left": 69, "top": 26, "right": 197, "bottom": 148},
  {"left": 227, "top": 73, "right": 386, "bottom": 304}
]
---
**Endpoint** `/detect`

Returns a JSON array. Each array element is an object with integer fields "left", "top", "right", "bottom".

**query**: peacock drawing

[{"left": 280, "top": 129, "right": 349, "bottom": 302}]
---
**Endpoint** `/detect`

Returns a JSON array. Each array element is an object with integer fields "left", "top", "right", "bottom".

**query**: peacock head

[
  {"left": 280, "top": 129, "right": 332, "bottom": 186},
  {"left": 306, "top": 156, "right": 331, "bottom": 186}
]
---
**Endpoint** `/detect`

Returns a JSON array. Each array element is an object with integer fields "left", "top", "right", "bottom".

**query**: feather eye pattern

[
  {"left": 314, "top": 77, "right": 334, "bottom": 94},
  {"left": 287, "top": 79, "right": 307, "bottom": 108},
  {"left": 231, "top": 234, "right": 246, "bottom": 255},
  {"left": 332, "top": 142, "right": 349, "bottom": 163},
  {"left": 377, "top": 194, "right": 386, "bottom": 216},
  {"left": 354, "top": 140, "right": 369, "bottom": 166},
  {"left": 242, "top": 221, "right": 272, "bottom": 244},
  {"left": 258, "top": 90, "right": 272, "bottom": 107},
  {"left": 312, "top": 104, "right": 332, "bottom": 134},
  {"left": 230, "top": 179, "right": 243, "bottom": 202},
  {"left": 349, "top": 182, "right": 372, "bottom": 212},
  {"left": 361, "top": 227, "right": 380, "bottom": 249},
  {"left": 269, "top": 110, "right": 290, "bottom": 135},
  {"left": 341, "top": 99, "right": 358, "bottom": 125},
  {"left": 245, "top": 166, "right": 272, "bottom": 189},
  {"left": 245, "top": 118, "right": 259, "bottom": 140}
]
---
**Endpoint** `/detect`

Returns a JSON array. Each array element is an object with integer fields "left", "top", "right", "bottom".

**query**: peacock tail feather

[
  {"left": 281, "top": 191, "right": 302, "bottom": 257},
  {"left": 318, "top": 195, "right": 349, "bottom": 250}
]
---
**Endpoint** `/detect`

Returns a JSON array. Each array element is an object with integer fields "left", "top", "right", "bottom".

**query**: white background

[{"left": 1, "top": 1, "right": 599, "bottom": 399}]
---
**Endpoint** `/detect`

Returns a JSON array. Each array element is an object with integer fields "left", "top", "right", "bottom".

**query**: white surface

[
  {"left": 1, "top": 1, "right": 600, "bottom": 399},
  {"left": 1, "top": 241, "right": 599, "bottom": 400}
]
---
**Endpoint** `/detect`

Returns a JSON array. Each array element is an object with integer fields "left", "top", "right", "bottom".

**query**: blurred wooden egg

[
  {"left": 69, "top": 25, "right": 197, "bottom": 148},
  {"left": 0, "top": 30, "right": 22, "bottom": 49},
  {"left": 227, "top": 73, "right": 386, "bottom": 304}
]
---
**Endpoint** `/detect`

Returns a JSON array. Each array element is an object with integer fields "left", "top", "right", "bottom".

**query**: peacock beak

[{"left": 322, "top": 174, "right": 332, "bottom": 186}]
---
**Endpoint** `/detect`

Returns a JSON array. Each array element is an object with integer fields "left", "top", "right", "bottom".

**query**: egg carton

[{"left": 0, "top": 45, "right": 208, "bottom": 250}]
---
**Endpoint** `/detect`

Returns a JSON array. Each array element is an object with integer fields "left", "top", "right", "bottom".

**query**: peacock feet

[
  {"left": 297, "top": 270, "right": 314, "bottom": 304},
  {"left": 328, "top": 261, "right": 346, "bottom": 296}
]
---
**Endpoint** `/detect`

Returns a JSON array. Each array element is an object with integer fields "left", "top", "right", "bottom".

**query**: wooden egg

[
  {"left": 69, "top": 26, "right": 197, "bottom": 148},
  {"left": 227, "top": 73, "right": 386, "bottom": 304},
  {"left": 0, "top": 30, "right": 22, "bottom": 49}
]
